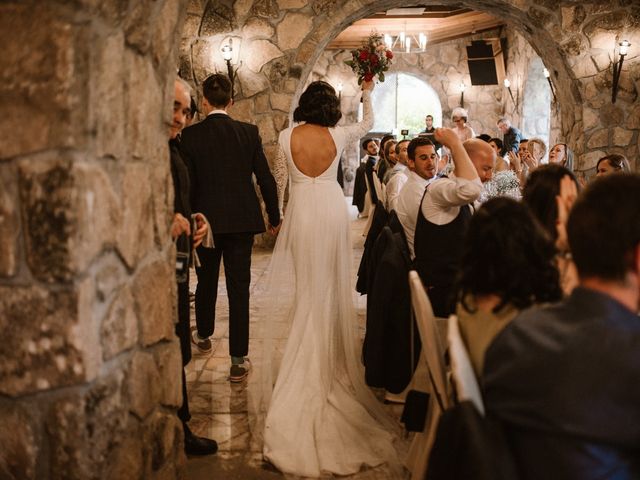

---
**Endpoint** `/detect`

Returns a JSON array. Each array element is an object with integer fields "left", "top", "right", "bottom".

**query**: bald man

[{"left": 413, "top": 134, "right": 495, "bottom": 317}]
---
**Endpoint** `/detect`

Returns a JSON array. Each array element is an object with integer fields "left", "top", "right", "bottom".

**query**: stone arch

[{"left": 521, "top": 56, "right": 552, "bottom": 155}]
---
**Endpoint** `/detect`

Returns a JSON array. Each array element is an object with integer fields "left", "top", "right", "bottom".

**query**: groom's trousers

[{"left": 194, "top": 232, "right": 254, "bottom": 357}]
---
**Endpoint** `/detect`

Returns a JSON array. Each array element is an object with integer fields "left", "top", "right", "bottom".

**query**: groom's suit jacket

[{"left": 180, "top": 113, "right": 280, "bottom": 234}]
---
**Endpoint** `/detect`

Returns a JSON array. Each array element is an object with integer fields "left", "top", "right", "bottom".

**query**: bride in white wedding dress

[{"left": 261, "top": 80, "right": 399, "bottom": 477}]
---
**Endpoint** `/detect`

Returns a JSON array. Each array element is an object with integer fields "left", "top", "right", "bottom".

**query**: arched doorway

[{"left": 371, "top": 72, "right": 442, "bottom": 136}]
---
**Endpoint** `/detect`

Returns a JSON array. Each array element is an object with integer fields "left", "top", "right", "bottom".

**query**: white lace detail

[{"left": 273, "top": 143, "right": 289, "bottom": 214}]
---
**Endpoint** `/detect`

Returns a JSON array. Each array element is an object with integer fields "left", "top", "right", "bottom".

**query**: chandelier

[{"left": 384, "top": 30, "right": 428, "bottom": 53}]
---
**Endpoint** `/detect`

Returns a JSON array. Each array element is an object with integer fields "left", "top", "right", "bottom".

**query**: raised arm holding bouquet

[{"left": 345, "top": 33, "right": 393, "bottom": 84}]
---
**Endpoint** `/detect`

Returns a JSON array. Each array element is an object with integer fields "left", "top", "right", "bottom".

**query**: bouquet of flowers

[{"left": 344, "top": 33, "right": 393, "bottom": 84}]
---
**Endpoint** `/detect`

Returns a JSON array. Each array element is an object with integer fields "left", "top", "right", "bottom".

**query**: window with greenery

[{"left": 370, "top": 73, "right": 442, "bottom": 136}]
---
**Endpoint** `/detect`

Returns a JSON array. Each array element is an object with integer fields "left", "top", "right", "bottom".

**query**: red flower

[
  {"left": 386, "top": 50, "right": 393, "bottom": 59},
  {"left": 364, "top": 72, "right": 374, "bottom": 82},
  {"left": 358, "top": 50, "right": 369, "bottom": 61},
  {"left": 369, "top": 53, "right": 379, "bottom": 65}
]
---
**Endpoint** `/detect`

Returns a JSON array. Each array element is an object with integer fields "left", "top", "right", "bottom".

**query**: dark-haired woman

[
  {"left": 523, "top": 164, "right": 580, "bottom": 295},
  {"left": 262, "top": 80, "right": 398, "bottom": 477},
  {"left": 455, "top": 197, "right": 562, "bottom": 378}
]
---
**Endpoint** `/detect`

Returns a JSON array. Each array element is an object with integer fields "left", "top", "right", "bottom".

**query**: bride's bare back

[{"left": 290, "top": 124, "right": 337, "bottom": 178}]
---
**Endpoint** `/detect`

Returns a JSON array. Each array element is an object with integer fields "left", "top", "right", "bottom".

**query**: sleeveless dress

[{"left": 262, "top": 91, "right": 398, "bottom": 477}]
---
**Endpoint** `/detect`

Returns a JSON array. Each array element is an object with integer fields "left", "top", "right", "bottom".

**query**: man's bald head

[{"left": 464, "top": 138, "right": 495, "bottom": 183}]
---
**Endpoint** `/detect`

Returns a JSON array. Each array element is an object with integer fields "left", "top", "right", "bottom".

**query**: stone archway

[{"left": 522, "top": 56, "right": 553, "bottom": 154}]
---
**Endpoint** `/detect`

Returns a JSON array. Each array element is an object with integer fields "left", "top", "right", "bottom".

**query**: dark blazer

[
  {"left": 356, "top": 201, "right": 389, "bottom": 294},
  {"left": 363, "top": 226, "right": 418, "bottom": 394},
  {"left": 180, "top": 113, "right": 280, "bottom": 234},
  {"left": 352, "top": 162, "right": 367, "bottom": 212},
  {"left": 483, "top": 287, "right": 640, "bottom": 480}
]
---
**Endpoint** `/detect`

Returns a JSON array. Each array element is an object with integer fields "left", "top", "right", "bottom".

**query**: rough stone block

[
  {"left": 0, "top": 403, "right": 37, "bottom": 479},
  {"left": 255, "top": 93, "right": 271, "bottom": 114},
  {"left": 144, "top": 411, "right": 183, "bottom": 473},
  {"left": 101, "top": 286, "right": 138, "bottom": 360},
  {"left": 124, "top": 51, "right": 165, "bottom": 161},
  {"left": 105, "top": 431, "right": 144, "bottom": 480},
  {"left": 245, "top": 40, "right": 284, "bottom": 73},
  {"left": 229, "top": 99, "right": 254, "bottom": 123},
  {"left": 237, "top": 68, "right": 270, "bottom": 97},
  {"left": 278, "top": 0, "right": 307, "bottom": 8},
  {"left": 117, "top": 162, "right": 155, "bottom": 268},
  {"left": 256, "top": 116, "right": 278, "bottom": 145},
  {"left": 153, "top": 341, "right": 183, "bottom": 408},
  {"left": 625, "top": 104, "right": 640, "bottom": 129},
  {"left": 150, "top": 0, "right": 184, "bottom": 69},
  {"left": 242, "top": 17, "right": 275, "bottom": 39},
  {"left": 612, "top": 127, "right": 633, "bottom": 146},
  {"left": 190, "top": 39, "right": 221, "bottom": 84},
  {"left": 277, "top": 13, "right": 313, "bottom": 51},
  {"left": 127, "top": 351, "right": 162, "bottom": 419},
  {"left": 124, "top": 0, "right": 154, "bottom": 53},
  {"left": 0, "top": 283, "right": 104, "bottom": 396},
  {"left": 270, "top": 93, "right": 292, "bottom": 112},
  {"left": 47, "top": 370, "right": 127, "bottom": 480},
  {"left": 250, "top": 0, "right": 279, "bottom": 18},
  {"left": 0, "top": 165, "right": 19, "bottom": 278},
  {"left": 586, "top": 128, "right": 609, "bottom": 148},
  {"left": 234, "top": 0, "right": 254, "bottom": 21},
  {"left": 133, "top": 260, "right": 175, "bottom": 347},
  {"left": 580, "top": 150, "right": 607, "bottom": 170}
]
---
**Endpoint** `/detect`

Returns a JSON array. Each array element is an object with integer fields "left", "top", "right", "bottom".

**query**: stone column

[{"left": 0, "top": 1, "right": 188, "bottom": 478}]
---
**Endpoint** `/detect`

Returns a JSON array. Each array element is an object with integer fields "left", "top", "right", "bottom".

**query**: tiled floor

[{"left": 185, "top": 201, "right": 411, "bottom": 479}]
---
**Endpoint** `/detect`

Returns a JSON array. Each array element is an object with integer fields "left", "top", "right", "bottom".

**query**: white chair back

[
  {"left": 408, "top": 271, "right": 450, "bottom": 411},
  {"left": 448, "top": 314, "right": 485, "bottom": 416}
]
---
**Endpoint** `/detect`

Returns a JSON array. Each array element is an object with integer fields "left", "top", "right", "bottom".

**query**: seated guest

[
  {"left": 488, "top": 137, "right": 504, "bottom": 157},
  {"left": 414, "top": 137, "right": 494, "bottom": 317},
  {"left": 548, "top": 142, "right": 574, "bottom": 171},
  {"left": 523, "top": 164, "right": 580, "bottom": 295},
  {"left": 483, "top": 173, "right": 640, "bottom": 480},
  {"left": 596, "top": 153, "right": 631, "bottom": 176},
  {"left": 455, "top": 197, "right": 561, "bottom": 378},
  {"left": 382, "top": 140, "right": 398, "bottom": 184},
  {"left": 395, "top": 136, "right": 440, "bottom": 258},
  {"left": 497, "top": 117, "right": 522, "bottom": 154},
  {"left": 385, "top": 140, "right": 410, "bottom": 211},
  {"left": 377, "top": 133, "right": 396, "bottom": 182},
  {"left": 527, "top": 137, "right": 547, "bottom": 165},
  {"left": 480, "top": 138, "right": 520, "bottom": 202}
]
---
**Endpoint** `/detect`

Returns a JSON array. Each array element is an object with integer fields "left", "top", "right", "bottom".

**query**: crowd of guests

[{"left": 357, "top": 111, "right": 639, "bottom": 478}]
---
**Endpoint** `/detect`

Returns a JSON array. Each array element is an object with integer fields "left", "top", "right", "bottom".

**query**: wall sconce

[
  {"left": 503, "top": 78, "right": 517, "bottom": 107},
  {"left": 459, "top": 83, "right": 466, "bottom": 108},
  {"left": 221, "top": 39, "right": 239, "bottom": 101},
  {"left": 612, "top": 40, "right": 631, "bottom": 104},
  {"left": 336, "top": 81, "right": 343, "bottom": 100},
  {"left": 543, "top": 67, "right": 557, "bottom": 104}
]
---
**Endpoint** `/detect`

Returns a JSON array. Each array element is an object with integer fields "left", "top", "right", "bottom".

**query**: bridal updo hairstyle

[{"left": 293, "top": 81, "right": 342, "bottom": 127}]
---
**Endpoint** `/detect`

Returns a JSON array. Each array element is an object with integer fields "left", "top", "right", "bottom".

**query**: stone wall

[
  {"left": 309, "top": 27, "right": 557, "bottom": 186},
  {"left": 180, "top": 0, "right": 639, "bottom": 175},
  {"left": 0, "top": 1, "right": 188, "bottom": 478}
]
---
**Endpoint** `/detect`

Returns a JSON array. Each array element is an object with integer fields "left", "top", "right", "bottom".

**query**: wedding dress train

[{"left": 261, "top": 91, "right": 398, "bottom": 477}]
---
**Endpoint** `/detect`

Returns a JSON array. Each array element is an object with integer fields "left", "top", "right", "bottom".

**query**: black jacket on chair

[
  {"left": 352, "top": 162, "right": 367, "bottom": 213},
  {"left": 179, "top": 113, "right": 280, "bottom": 234},
  {"left": 363, "top": 226, "right": 419, "bottom": 393},
  {"left": 356, "top": 201, "right": 389, "bottom": 294}
]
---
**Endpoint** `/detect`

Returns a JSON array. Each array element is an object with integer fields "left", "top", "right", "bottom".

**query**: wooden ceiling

[{"left": 327, "top": 5, "right": 505, "bottom": 50}]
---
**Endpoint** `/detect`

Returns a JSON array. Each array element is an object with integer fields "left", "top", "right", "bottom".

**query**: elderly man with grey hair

[{"left": 497, "top": 117, "right": 523, "bottom": 155}]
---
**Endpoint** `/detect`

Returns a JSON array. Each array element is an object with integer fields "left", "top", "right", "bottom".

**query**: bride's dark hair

[{"left": 293, "top": 81, "right": 342, "bottom": 127}]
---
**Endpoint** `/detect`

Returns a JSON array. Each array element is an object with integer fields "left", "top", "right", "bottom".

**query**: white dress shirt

[
  {"left": 385, "top": 164, "right": 409, "bottom": 212},
  {"left": 420, "top": 174, "right": 483, "bottom": 226},
  {"left": 207, "top": 109, "right": 228, "bottom": 116},
  {"left": 395, "top": 171, "right": 431, "bottom": 258}
]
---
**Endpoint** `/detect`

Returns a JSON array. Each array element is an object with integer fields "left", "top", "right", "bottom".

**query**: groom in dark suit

[{"left": 180, "top": 74, "right": 281, "bottom": 382}]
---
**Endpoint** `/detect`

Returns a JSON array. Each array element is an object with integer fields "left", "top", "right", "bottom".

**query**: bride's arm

[
  {"left": 342, "top": 89, "right": 374, "bottom": 144},
  {"left": 273, "top": 143, "right": 289, "bottom": 215}
]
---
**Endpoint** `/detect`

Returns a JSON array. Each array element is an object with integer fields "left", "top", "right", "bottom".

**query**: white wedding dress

[{"left": 261, "top": 90, "right": 398, "bottom": 477}]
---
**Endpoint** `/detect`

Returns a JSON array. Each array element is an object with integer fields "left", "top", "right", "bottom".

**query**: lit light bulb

[
  {"left": 619, "top": 40, "right": 631, "bottom": 56},
  {"left": 460, "top": 83, "right": 466, "bottom": 92},
  {"left": 384, "top": 34, "right": 392, "bottom": 49},
  {"left": 336, "top": 82, "right": 343, "bottom": 92},
  {"left": 399, "top": 31, "right": 406, "bottom": 48},
  {"left": 221, "top": 44, "right": 232, "bottom": 61},
  {"left": 405, "top": 37, "right": 411, "bottom": 53},
  {"left": 419, "top": 33, "right": 427, "bottom": 50},
  {"left": 503, "top": 78, "right": 511, "bottom": 88},
  {"left": 543, "top": 67, "right": 550, "bottom": 79}
]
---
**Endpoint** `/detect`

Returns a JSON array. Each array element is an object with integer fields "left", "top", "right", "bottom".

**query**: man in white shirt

[
  {"left": 385, "top": 139, "right": 410, "bottom": 212},
  {"left": 395, "top": 137, "right": 440, "bottom": 258},
  {"left": 413, "top": 135, "right": 495, "bottom": 316}
]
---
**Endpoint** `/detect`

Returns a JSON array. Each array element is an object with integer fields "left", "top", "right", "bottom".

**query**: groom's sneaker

[
  {"left": 229, "top": 358, "right": 251, "bottom": 383},
  {"left": 190, "top": 327, "right": 212, "bottom": 354}
]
